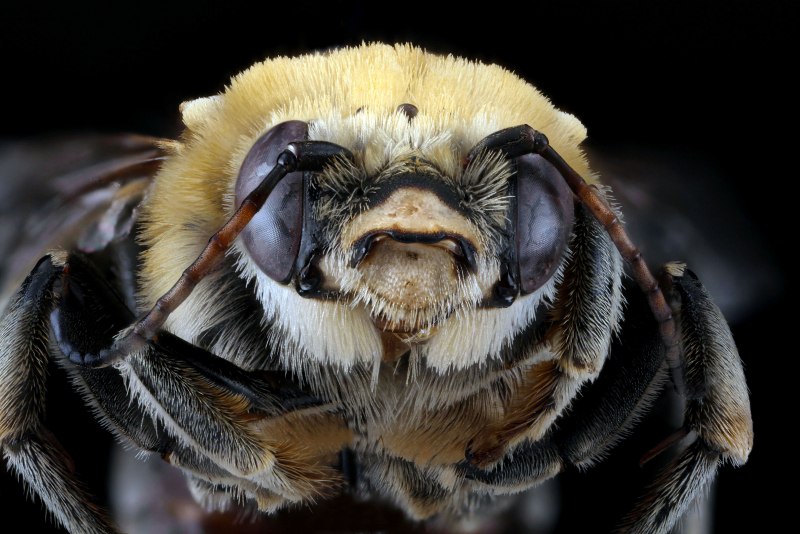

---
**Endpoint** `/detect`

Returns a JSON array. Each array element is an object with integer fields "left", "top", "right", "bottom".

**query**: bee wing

[
  {"left": 591, "top": 148, "right": 780, "bottom": 323},
  {"left": 0, "top": 134, "right": 169, "bottom": 299}
]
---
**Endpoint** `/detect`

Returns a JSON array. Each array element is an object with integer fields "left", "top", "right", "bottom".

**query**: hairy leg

[
  {"left": 1, "top": 251, "right": 348, "bottom": 532},
  {"left": 0, "top": 254, "right": 120, "bottom": 533},
  {"left": 468, "top": 205, "right": 624, "bottom": 465},
  {"left": 617, "top": 265, "right": 752, "bottom": 533}
]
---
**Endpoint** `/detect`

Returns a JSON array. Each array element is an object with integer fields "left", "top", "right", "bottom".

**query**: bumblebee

[{"left": 0, "top": 44, "right": 752, "bottom": 533}]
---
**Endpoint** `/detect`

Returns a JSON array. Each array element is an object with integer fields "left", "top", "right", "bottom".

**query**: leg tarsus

[
  {"left": 4, "top": 431, "right": 121, "bottom": 533},
  {"left": 616, "top": 439, "right": 719, "bottom": 534}
]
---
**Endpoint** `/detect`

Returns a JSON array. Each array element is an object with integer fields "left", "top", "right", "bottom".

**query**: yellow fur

[{"left": 140, "top": 43, "right": 592, "bottom": 310}]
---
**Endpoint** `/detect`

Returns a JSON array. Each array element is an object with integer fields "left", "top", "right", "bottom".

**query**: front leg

[
  {"left": 618, "top": 264, "right": 752, "bottom": 533},
  {"left": 669, "top": 263, "right": 752, "bottom": 464},
  {"left": 468, "top": 203, "right": 624, "bottom": 465},
  {"left": 1, "top": 252, "right": 346, "bottom": 533},
  {"left": 462, "top": 280, "right": 667, "bottom": 492},
  {"left": 51, "top": 251, "right": 348, "bottom": 501},
  {"left": 0, "top": 253, "right": 120, "bottom": 533},
  {"left": 462, "top": 268, "right": 750, "bottom": 534},
  {"left": 119, "top": 331, "right": 349, "bottom": 501}
]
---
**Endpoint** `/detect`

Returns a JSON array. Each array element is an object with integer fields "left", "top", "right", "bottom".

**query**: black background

[{"left": 1, "top": 1, "right": 791, "bottom": 532}]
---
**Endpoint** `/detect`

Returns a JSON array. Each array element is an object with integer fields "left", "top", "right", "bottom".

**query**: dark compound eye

[
  {"left": 235, "top": 121, "right": 308, "bottom": 284},
  {"left": 515, "top": 154, "right": 575, "bottom": 294}
]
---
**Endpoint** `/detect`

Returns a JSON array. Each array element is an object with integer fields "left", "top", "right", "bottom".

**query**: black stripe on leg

[
  {"left": 120, "top": 342, "right": 275, "bottom": 478},
  {"left": 152, "top": 331, "right": 323, "bottom": 414},
  {"left": 31, "top": 252, "right": 168, "bottom": 453},
  {"left": 673, "top": 269, "right": 715, "bottom": 401},
  {"left": 53, "top": 252, "right": 322, "bottom": 413}
]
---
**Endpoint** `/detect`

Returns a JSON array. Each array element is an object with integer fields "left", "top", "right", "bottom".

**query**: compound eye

[
  {"left": 516, "top": 154, "right": 575, "bottom": 294},
  {"left": 235, "top": 121, "right": 308, "bottom": 283}
]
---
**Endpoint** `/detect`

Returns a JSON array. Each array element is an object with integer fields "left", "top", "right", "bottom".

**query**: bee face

[
  {"left": 141, "top": 46, "right": 593, "bottom": 371},
  {"left": 224, "top": 112, "right": 574, "bottom": 369}
]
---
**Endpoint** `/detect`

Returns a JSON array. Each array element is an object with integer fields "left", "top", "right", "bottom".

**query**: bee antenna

[
  {"left": 468, "top": 125, "right": 685, "bottom": 393},
  {"left": 110, "top": 141, "right": 352, "bottom": 357}
]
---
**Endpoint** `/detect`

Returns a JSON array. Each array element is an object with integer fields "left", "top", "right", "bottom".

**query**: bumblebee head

[{"left": 142, "top": 44, "right": 590, "bottom": 372}]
